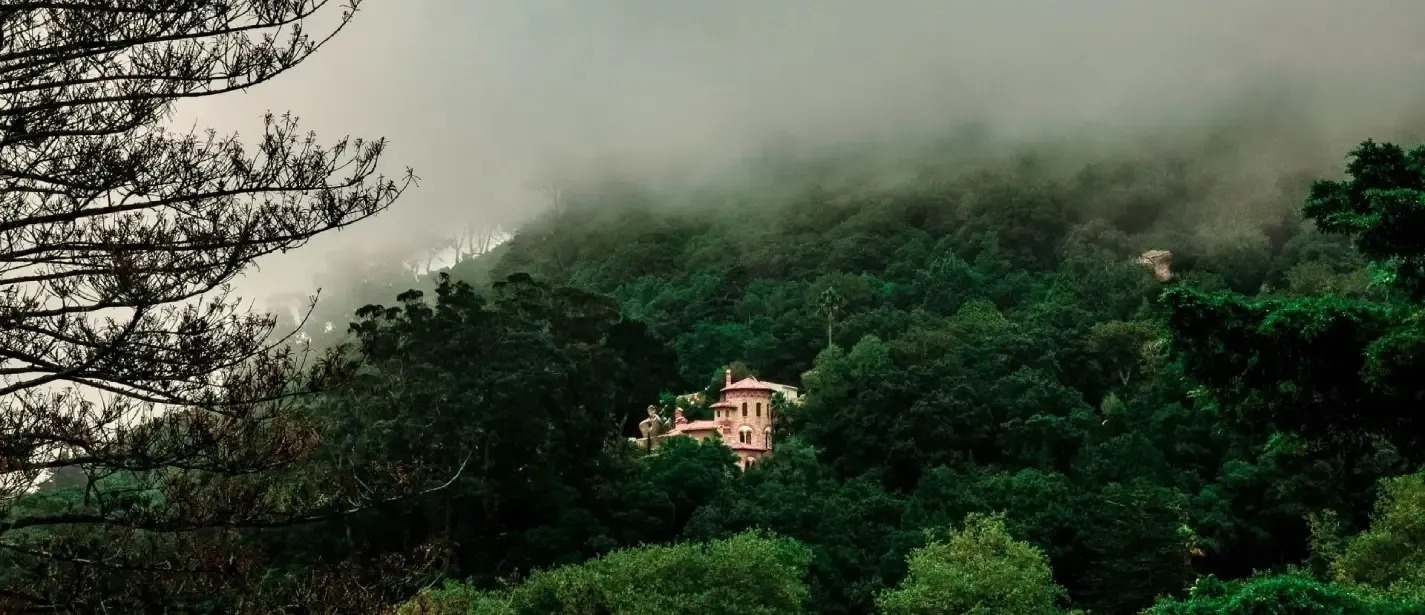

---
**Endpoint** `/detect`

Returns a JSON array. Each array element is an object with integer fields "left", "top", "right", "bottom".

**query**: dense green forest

[
  {"left": 12, "top": 126, "right": 1425, "bottom": 612},
  {"left": 12, "top": 3, "right": 1425, "bottom": 613},
  {"left": 179, "top": 137, "right": 1419, "bottom": 613}
]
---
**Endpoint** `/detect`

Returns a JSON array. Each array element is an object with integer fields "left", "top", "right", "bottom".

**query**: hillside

[
  {"left": 284, "top": 138, "right": 1418, "bottom": 614},
  {"left": 15, "top": 3, "right": 1425, "bottom": 613},
  {"left": 18, "top": 136, "right": 1420, "bottom": 614}
]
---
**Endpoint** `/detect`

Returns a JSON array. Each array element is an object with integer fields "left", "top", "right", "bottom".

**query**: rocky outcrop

[{"left": 1137, "top": 250, "right": 1173, "bottom": 282}]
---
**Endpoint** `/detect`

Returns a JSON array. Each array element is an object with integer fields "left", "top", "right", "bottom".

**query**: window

[
  {"left": 764, "top": 427, "right": 773, "bottom": 447},
  {"left": 756, "top": 402, "right": 762, "bottom": 417},
  {"left": 738, "top": 426, "right": 753, "bottom": 445},
  {"left": 741, "top": 402, "right": 747, "bottom": 417},
  {"left": 745, "top": 457, "right": 756, "bottom": 469}
]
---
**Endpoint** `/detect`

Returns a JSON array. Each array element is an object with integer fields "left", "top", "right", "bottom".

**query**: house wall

[{"left": 722, "top": 389, "right": 774, "bottom": 449}]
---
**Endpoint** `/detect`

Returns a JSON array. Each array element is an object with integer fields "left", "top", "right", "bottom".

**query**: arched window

[
  {"left": 745, "top": 457, "right": 757, "bottom": 469},
  {"left": 741, "top": 402, "right": 747, "bottom": 417},
  {"left": 738, "top": 425, "right": 753, "bottom": 445},
  {"left": 764, "top": 426, "right": 773, "bottom": 447},
  {"left": 756, "top": 402, "right": 762, "bottom": 417}
]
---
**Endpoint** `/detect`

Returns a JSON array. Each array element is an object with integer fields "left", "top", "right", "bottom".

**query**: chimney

[{"left": 725, "top": 368, "right": 732, "bottom": 387}]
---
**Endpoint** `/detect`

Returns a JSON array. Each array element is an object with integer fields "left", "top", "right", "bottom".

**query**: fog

[{"left": 170, "top": 0, "right": 1425, "bottom": 313}]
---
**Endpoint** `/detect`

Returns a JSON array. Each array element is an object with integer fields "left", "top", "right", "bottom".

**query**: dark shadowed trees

[
  {"left": 294, "top": 273, "right": 681, "bottom": 587},
  {"left": 1159, "top": 140, "right": 1425, "bottom": 583}
]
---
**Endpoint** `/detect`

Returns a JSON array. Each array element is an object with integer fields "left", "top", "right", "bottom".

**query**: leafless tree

[
  {"left": 0, "top": 1, "right": 447, "bottom": 611},
  {"left": 456, "top": 220, "right": 507, "bottom": 262}
]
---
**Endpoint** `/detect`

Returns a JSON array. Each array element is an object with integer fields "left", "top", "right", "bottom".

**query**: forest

[
  {"left": 5, "top": 3, "right": 1425, "bottom": 614},
  {"left": 173, "top": 134, "right": 1425, "bottom": 613}
]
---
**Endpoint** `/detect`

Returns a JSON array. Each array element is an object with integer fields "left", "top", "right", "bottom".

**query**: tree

[
  {"left": 683, "top": 440, "right": 910, "bottom": 615},
  {"left": 305, "top": 274, "right": 676, "bottom": 585},
  {"left": 1302, "top": 140, "right": 1425, "bottom": 300},
  {"left": 1085, "top": 320, "right": 1160, "bottom": 389},
  {"left": 876, "top": 513, "right": 1067, "bottom": 615},
  {"left": 816, "top": 287, "right": 843, "bottom": 349},
  {"left": 0, "top": 2, "right": 422, "bottom": 610},
  {"left": 636, "top": 436, "right": 738, "bottom": 539},
  {"left": 1067, "top": 480, "right": 1196, "bottom": 612},
  {"left": 396, "top": 531, "right": 815, "bottom": 615},
  {"left": 1331, "top": 473, "right": 1425, "bottom": 601},
  {"left": 455, "top": 220, "right": 511, "bottom": 262},
  {"left": 1162, "top": 141, "right": 1425, "bottom": 454},
  {"left": 1155, "top": 140, "right": 1425, "bottom": 583},
  {"left": 1146, "top": 574, "right": 1422, "bottom": 615}
]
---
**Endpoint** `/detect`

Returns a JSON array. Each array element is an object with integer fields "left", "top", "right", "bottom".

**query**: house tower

[{"left": 711, "top": 369, "right": 776, "bottom": 469}]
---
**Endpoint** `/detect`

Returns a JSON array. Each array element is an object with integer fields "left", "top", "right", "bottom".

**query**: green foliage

[
  {"left": 789, "top": 303, "right": 1097, "bottom": 489},
  {"left": 1331, "top": 473, "right": 1425, "bottom": 601},
  {"left": 684, "top": 440, "right": 910, "bottom": 615},
  {"left": 396, "top": 532, "right": 814, "bottom": 615},
  {"left": 877, "top": 513, "right": 1066, "bottom": 615},
  {"left": 1146, "top": 574, "right": 1422, "bottom": 614},
  {"left": 1069, "top": 480, "right": 1195, "bottom": 612},
  {"left": 281, "top": 273, "right": 682, "bottom": 584},
  {"left": 639, "top": 436, "right": 740, "bottom": 536},
  {"left": 1085, "top": 320, "right": 1161, "bottom": 388},
  {"left": 1163, "top": 288, "right": 1402, "bottom": 416},
  {"left": 903, "top": 467, "right": 1194, "bottom": 612},
  {"left": 1279, "top": 261, "right": 1371, "bottom": 297},
  {"left": 1158, "top": 140, "right": 1425, "bottom": 584},
  {"left": 265, "top": 137, "right": 1425, "bottom": 615},
  {"left": 1303, "top": 140, "right": 1425, "bottom": 299},
  {"left": 467, "top": 142, "right": 1425, "bottom": 612}
]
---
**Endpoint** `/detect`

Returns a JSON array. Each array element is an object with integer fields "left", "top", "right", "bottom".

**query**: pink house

[{"left": 645, "top": 369, "right": 787, "bottom": 470}]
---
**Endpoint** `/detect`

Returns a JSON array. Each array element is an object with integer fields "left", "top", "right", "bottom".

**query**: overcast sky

[{"left": 169, "top": 0, "right": 1425, "bottom": 309}]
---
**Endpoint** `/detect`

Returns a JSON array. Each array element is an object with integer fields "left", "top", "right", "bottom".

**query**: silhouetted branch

[{"left": 0, "top": 1, "right": 432, "bottom": 611}]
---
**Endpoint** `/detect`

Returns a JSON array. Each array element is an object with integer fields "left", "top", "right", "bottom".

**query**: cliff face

[{"left": 1138, "top": 250, "right": 1173, "bottom": 282}]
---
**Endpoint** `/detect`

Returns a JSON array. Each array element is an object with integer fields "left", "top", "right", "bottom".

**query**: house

[{"left": 634, "top": 369, "right": 795, "bottom": 470}]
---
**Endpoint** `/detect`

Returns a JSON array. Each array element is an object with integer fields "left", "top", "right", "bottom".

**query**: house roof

[
  {"left": 676, "top": 420, "right": 720, "bottom": 433},
  {"left": 722, "top": 376, "right": 776, "bottom": 393},
  {"left": 730, "top": 442, "right": 769, "bottom": 452}
]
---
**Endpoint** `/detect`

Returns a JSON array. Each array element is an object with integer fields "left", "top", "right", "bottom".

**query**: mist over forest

[
  {"left": 6, "top": 2, "right": 1425, "bottom": 614},
  {"left": 221, "top": 0, "right": 1425, "bottom": 317}
]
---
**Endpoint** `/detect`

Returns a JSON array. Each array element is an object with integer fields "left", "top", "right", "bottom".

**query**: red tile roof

[
  {"left": 722, "top": 377, "right": 775, "bottom": 393},
  {"left": 676, "top": 420, "right": 720, "bottom": 433}
]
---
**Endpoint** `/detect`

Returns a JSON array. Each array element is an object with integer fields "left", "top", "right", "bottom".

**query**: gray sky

[{"left": 170, "top": 0, "right": 1425, "bottom": 309}]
